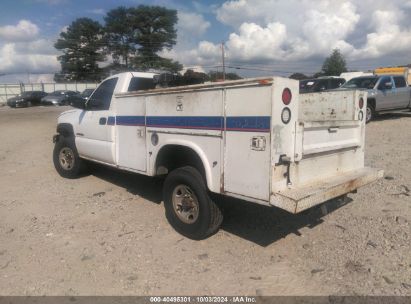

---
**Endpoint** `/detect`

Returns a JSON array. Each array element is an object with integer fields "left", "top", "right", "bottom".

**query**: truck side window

[
  {"left": 393, "top": 76, "right": 406, "bottom": 88},
  {"left": 88, "top": 78, "right": 118, "bottom": 110},
  {"left": 128, "top": 77, "right": 155, "bottom": 92}
]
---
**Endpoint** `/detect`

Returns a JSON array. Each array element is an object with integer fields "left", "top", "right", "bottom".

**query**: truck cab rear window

[{"left": 128, "top": 77, "right": 156, "bottom": 92}]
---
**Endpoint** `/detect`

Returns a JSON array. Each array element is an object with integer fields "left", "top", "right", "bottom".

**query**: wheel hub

[
  {"left": 59, "top": 147, "right": 75, "bottom": 170},
  {"left": 172, "top": 185, "right": 199, "bottom": 224}
]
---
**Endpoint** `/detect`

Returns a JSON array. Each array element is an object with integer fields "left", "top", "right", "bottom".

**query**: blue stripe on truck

[
  {"left": 114, "top": 116, "right": 270, "bottom": 132},
  {"left": 147, "top": 116, "right": 223, "bottom": 130},
  {"left": 116, "top": 116, "right": 145, "bottom": 126},
  {"left": 226, "top": 116, "right": 270, "bottom": 132}
]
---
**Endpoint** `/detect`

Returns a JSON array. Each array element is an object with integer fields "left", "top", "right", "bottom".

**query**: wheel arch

[
  {"left": 56, "top": 123, "right": 74, "bottom": 138},
  {"left": 367, "top": 98, "right": 376, "bottom": 110},
  {"left": 153, "top": 142, "right": 215, "bottom": 192}
]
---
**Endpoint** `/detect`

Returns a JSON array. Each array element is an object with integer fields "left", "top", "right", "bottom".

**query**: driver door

[
  {"left": 75, "top": 77, "right": 118, "bottom": 165},
  {"left": 377, "top": 76, "right": 396, "bottom": 110}
]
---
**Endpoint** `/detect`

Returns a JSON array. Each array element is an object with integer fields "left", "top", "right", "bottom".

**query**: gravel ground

[{"left": 0, "top": 105, "right": 410, "bottom": 296}]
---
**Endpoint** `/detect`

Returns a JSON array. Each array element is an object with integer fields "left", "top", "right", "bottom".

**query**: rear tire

[
  {"left": 53, "top": 136, "right": 87, "bottom": 178},
  {"left": 163, "top": 166, "right": 223, "bottom": 240}
]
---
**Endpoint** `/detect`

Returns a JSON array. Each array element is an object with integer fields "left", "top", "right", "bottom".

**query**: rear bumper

[{"left": 270, "top": 167, "right": 384, "bottom": 213}]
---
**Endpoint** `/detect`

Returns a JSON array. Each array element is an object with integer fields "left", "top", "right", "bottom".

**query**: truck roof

[
  {"left": 106, "top": 71, "right": 158, "bottom": 81},
  {"left": 116, "top": 76, "right": 279, "bottom": 97}
]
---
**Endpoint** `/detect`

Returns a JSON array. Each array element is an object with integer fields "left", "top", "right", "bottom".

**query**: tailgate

[{"left": 295, "top": 90, "right": 366, "bottom": 159}]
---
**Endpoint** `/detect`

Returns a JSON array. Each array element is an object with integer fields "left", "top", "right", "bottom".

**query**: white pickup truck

[{"left": 53, "top": 72, "right": 383, "bottom": 239}]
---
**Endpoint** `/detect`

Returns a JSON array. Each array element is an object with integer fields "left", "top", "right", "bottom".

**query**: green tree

[
  {"left": 289, "top": 73, "right": 308, "bottom": 80},
  {"left": 104, "top": 5, "right": 181, "bottom": 72},
  {"left": 133, "top": 55, "right": 182, "bottom": 73},
  {"left": 55, "top": 18, "right": 105, "bottom": 82},
  {"left": 208, "top": 70, "right": 242, "bottom": 81},
  {"left": 104, "top": 6, "right": 135, "bottom": 68},
  {"left": 321, "top": 49, "right": 347, "bottom": 76},
  {"left": 131, "top": 6, "right": 177, "bottom": 57}
]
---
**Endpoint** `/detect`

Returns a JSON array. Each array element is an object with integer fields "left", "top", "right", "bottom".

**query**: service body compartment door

[
  {"left": 224, "top": 85, "right": 272, "bottom": 201},
  {"left": 291, "top": 90, "right": 366, "bottom": 187},
  {"left": 115, "top": 96, "right": 147, "bottom": 172}
]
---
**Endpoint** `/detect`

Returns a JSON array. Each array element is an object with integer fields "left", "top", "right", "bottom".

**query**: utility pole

[{"left": 221, "top": 42, "right": 226, "bottom": 81}]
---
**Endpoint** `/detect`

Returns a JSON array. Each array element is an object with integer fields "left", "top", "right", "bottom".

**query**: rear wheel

[
  {"left": 163, "top": 166, "right": 223, "bottom": 240},
  {"left": 53, "top": 136, "right": 87, "bottom": 178}
]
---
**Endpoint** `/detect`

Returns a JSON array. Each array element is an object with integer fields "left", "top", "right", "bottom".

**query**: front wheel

[
  {"left": 163, "top": 166, "right": 223, "bottom": 240},
  {"left": 53, "top": 136, "right": 87, "bottom": 178},
  {"left": 366, "top": 103, "right": 375, "bottom": 123}
]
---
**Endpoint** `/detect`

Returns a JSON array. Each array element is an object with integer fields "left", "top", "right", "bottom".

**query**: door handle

[
  {"left": 328, "top": 127, "right": 339, "bottom": 133},
  {"left": 99, "top": 117, "right": 107, "bottom": 125}
]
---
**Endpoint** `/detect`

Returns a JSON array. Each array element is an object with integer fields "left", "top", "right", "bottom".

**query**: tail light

[
  {"left": 359, "top": 97, "right": 364, "bottom": 109},
  {"left": 282, "top": 88, "right": 292, "bottom": 105}
]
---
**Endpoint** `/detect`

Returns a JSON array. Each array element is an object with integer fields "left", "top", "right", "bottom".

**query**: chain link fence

[{"left": 0, "top": 82, "right": 98, "bottom": 105}]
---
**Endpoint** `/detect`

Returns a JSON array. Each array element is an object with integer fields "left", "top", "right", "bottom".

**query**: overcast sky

[{"left": 0, "top": 0, "right": 411, "bottom": 83}]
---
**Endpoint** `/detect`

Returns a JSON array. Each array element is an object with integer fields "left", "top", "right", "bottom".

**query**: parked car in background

[
  {"left": 340, "top": 75, "right": 411, "bottom": 122},
  {"left": 41, "top": 90, "right": 79, "bottom": 106},
  {"left": 79, "top": 88, "right": 94, "bottom": 101},
  {"left": 66, "top": 88, "right": 95, "bottom": 107},
  {"left": 299, "top": 77, "right": 345, "bottom": 93},
  {"left": 7, "top": 91, "right": 47, "bottom": 108}
]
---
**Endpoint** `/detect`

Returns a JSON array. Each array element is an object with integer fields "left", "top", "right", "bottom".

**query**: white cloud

[
  {"left": 162, "top": 0, "right": 411, "bottom": 74},
  {"left": 0, "top": 43, "right": 60, "bottom": 75},
  {"left": 160, "top": 10, "right": 212, "bottom": 69},
  {"left": 0, "top": 20, "right": 39, "bottom": 42},
  {"left": 214, "top": 0, "right": 362, "bottom": 61},
  {"left": 0, "top": 21, "right": 60, "bottom": 77},
  {"left": 226, "top": 22, "right": 287, "bottom": 61},
  {"left": 352, "top": 10, "right": 411, "bottom": 59},
  {"left": 60, "top": 25, "right": 69, "bottom": 33},
  {"left": 177, "top": 11, "right": 210, "bottom": 39}
]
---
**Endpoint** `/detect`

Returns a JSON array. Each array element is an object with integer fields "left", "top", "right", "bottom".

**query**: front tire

[
  {"left": 366, "top": 103, "right": 375, "bottom": 123},
  {"left": 53, "top": 136, "right": 87, "bottom": 178},
  {"left": 163, "top": 166, "right": 223, "bottom": 240}
]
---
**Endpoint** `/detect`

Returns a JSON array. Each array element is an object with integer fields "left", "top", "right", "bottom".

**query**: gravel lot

[{"left": 0, "top": 105, "right": 410, "bottom": 296}]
